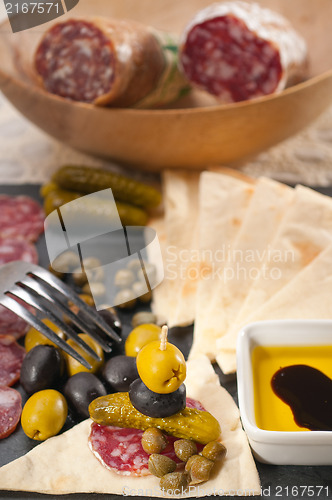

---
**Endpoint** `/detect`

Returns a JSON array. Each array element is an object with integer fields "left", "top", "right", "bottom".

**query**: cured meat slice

[
  {"left": 89, "top": 398, "right": 205, "bottom": 476},
  {"left": 0, "top": 306, "right": 28, "bottom": 340},
  {"left": 0, "top": 335, "right": 25, "bottom": 387},
  {"left": 0, "top": 238, "right": 38, "bottom": 266},
  {"left": 0, "top": 386, "right": 22, "bottom": 439},
  {"left": 179, "top": 1, "right": 307, "bottom": 102},
  {"left": 35, "top": 18, "right": 188, "bottom": 108},
  {"left": 0, "top": 196, "right": 44, "bottom": 242}
]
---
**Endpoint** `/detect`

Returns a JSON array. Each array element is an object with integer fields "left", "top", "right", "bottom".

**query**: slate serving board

[{"left": 0, "top": 185, "right": 331, "bottom": 500}]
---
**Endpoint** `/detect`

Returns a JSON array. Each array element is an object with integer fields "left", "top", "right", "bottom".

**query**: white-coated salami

[
  {"left": 179, "top": 1, "right": 307, "bottom": 102},
  {"left": 35, "top": 18, "right": 188, "bottom": 108},
  {"left": 0, "top": 386, "right": 22, "bottom": 439}
]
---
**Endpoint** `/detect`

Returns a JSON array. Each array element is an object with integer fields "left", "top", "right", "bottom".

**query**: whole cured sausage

[
  {"left": 35, "top": 18, "right": 189, "bottom": 108},
  {"left": 179, "top": 1, "right": 307, "bottom": 103}
]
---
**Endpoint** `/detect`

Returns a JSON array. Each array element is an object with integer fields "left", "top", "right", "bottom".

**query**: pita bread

[
  {"left": 190, "top": 176, "right": 290, "bottom": 360},
  {"left": 0, "top": 357, "right": 260, "bottom": 497},
  {"left": 229, "top": 185, "right": 332, "bottom": 334},
  {"left": 216, "top": 243, "right": 332, "bottom": 373},
  {"left": 163, "top": 170, "right": 201, "bottom": 327}
]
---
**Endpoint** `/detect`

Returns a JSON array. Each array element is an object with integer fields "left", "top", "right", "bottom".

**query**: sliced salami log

[
  {"left": 89, "top": 398, "right": 205, "bottom": 476},
  {"left": 0, "top": 306, "right": 29, "bottom": 340},
  {"left": 0, "top": 386, "right": 22, "bottom": 439},
  {"left": 35, "top": 18, "right": 188, "bottom": 108},
  {"left": 0, "top": 196, "right": 44, "bottom": 243},
  {"left": 179, "top": 1, "right": 308, "bottom": 102},
  {"left": 0, "top": 335, "right": 26, "bottom": 387},
  {"left": 0, "top": 238, "right": 38, "bottom": 266}
]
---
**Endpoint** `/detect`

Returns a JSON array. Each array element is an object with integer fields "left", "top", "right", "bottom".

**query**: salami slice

[
  {"left": 0, "top": 196, "right": 44, "bottom": 243},
  {"left": 0, "top": 335, "right": 25, "bottom": 387},
  {"left": 0, "top": 386, "right": 22, "bottom": 439},
  {"left": 0, "top": 306, "right": 29, "bottom": 340},
  {"left": 0, "top": 238, "right": 38, "bottom": 266},
  {"left": 89, "top": 398, "right": 205, "bottom": 476},
  {"left": 179, "top": 1, "right": 307, "bottom": 102},
  {"left": 34, "top": 19, "right": 188, "bottom": 108}
]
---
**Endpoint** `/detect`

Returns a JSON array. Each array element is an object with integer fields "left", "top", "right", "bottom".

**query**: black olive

[
  {"left": 64, "top": 372, "right": 107, "bottom": 419},
  {"left": 102, "top": 355, "right": 138, "bottom": 392},
  {"left": 129, "top": 379, "right": 186, "bottom": 418},
  {"left": 20, "top": 345, "right": 64, "bottom": 395},
  {"left": 98, "top": 308, "right": 122, "bottom": 335}
]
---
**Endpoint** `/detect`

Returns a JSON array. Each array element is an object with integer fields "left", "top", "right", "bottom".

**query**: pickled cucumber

[
  {"left": 89, "top": 392, "right": 221, "bottom": 445},
  {"left": 43, "top": 188, "right": 148, "bottom": 226},
  {"left": 53, "top": 166, "right": 162, "bottom": 209}
]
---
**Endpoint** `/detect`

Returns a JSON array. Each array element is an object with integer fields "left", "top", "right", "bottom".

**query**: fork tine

[
  {"left": 29, "top": 269, "right": 122, "bottom": 344},
  {"left": 0, "top": 295, "right": 92, "bottom": 370},
  {"left": 10, "top": 285, "right": 103, "bottom": 361},
  {"left": 20, "top": 277, "right": 113, "bottom": 353}
]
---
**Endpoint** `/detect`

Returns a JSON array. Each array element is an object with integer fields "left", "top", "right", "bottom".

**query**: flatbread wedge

[
  {"left": 189, "top": 171, "right": 255, "bottom": 359},
  {"left": 232, "top": 185, "right": 332, "bottom": 331},
  {"left": 190, "top": 177, "right": 293, "bottom": 360},
  {"left": 217, "top": 243, "right": 332, "bottom": 373},
  {"left": 0, "top": 357, "right": 260, "bottom": 497}
]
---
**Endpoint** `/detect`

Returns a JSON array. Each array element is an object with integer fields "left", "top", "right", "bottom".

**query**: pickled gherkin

[
  {"left": 53, "top": 166, "right": 162, "bottom": 209},
  {"left": 43, "top": 188, "right": 148, "bottom": 226},
  {"left": 89, "top": 392, "right": 221, "bottom": 445}
]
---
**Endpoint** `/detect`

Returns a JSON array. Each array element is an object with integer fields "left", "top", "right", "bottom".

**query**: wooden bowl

[{"left": 0, "top": 0, "right": 332, "bottom": 170}]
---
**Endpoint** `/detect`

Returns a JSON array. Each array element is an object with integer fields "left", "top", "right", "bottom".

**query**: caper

[
  {"left": 185, "top": 455, "right": 214, "bottom": 484},
  {"left": 174, "top": 439, "right": 197, "bottom": 462},
  {"left": 201, "top": 441, "right": 227, "bottom": 462},
  {"left": 83, "top": 282, "right": 106, "bottom": 298},
  {"left": 160, "top": 472, "right": 190, "bottom": 493},
  {"left": 114, "top": 269, "right": 135, "bottom": 289},
  {"left": 114, "top": 289, "right": 136, "bottom": 309},
  {"left": 132, "top": 281, "right": 152, "bottom": 303},
  {"left": 137, "top": 263, "right": 157, "bottom": 285},
  {"left": 132, "top": 311, "right": 157, "bottom": 328},
  {"left": 51, "top": 251, "right": 80, "bottom": 274},
  {"left": 82, "top": 257, "right": 101, "bottom": 270},
  {"left": 142, "top": 428, "right": 168, "bottom": 454},
  {"left": 72, "top": 267, "right": 87, "bottom": 286},
  {"left": 127, "top": 258, "right": 144, "bottom": 274},
  {"left": 86, "top": 267, "right": 105, "bottom": 283},
  {"left": 148, "top": 454, "right": 176, "bottom": 478}
]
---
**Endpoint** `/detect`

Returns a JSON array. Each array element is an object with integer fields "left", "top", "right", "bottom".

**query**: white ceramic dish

[{"left": 236, "top": 319, "right": 332, "bottom": 465}]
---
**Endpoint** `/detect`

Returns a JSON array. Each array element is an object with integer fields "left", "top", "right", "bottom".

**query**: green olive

[
  {"left": 136, "top": 339, "right": 186, "bottom": 394},
  {"left": 24, "top": 319, "right": 66, "bottom": 352},
  {"left": 21, "top": 389, "right": 68, "bottom": 441},
  {"left": 64, "top": 334, "right": 104, "bottom": 376},
  {"left": 124, "top": 324, "right": 161, "bottom": 357}
]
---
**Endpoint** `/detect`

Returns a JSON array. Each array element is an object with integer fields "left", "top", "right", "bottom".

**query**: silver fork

[{"left": 0, "top": 261, "right": 122, "bottom": 369}]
